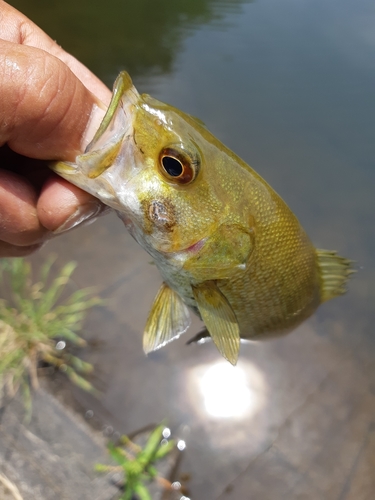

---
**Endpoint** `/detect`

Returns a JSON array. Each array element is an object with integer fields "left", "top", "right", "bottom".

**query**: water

[{"left": 8, "top": 0, "right": 375, "bottom": 498}]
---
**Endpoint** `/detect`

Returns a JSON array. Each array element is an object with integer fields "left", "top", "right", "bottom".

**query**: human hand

[{"left": 0, "top": 1, "right": 112, "bottom": 257}]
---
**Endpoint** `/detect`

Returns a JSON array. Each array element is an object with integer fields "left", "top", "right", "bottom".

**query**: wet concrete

[
  {"left": 0, "top": 385, "right": 118, "bottom": 500},
  {"left": 0, "top": 378, "right": 185, "bottom": 500},
  {"left": 21, "top": 210, "right": 374, "bottom": 500},
  {"left": 3, "top": 0, "right": 375, "bottom": 498}
]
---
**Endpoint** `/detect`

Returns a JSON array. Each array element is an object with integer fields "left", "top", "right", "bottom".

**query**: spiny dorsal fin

[
  {"left": 143, "top": 282, "right": 191, "bottom": 354},
  {"left": 192, "top": 281, "right": 240, "bottom": 365},
  {"left": 316, "top": 249, "right": 355, "bottom": 302}
]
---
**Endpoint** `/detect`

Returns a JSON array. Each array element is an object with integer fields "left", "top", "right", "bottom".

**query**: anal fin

[
  {"left": 186, "top": 328, "right": 211, "bottom": 345},
  {"left": 143, "top": 283, "right": 191, "bottom": 354},
  {"left": 192, "top": 281, "right": 240, "bottom": 365}
]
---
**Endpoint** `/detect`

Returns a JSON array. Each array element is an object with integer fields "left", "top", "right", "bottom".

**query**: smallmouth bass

[{"left": 51, "top": 72, "right": 353, "bottom": 364}]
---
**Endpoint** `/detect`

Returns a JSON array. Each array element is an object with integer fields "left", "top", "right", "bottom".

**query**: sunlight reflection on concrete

[{"left": 189, "top": 360, "right": 266, "bottom": 420}]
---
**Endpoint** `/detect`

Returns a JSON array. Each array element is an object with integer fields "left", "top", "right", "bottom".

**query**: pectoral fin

[
  {"left": 192, "top": 281, "right": 240, "bottom": 365},
  {"left": 183, "top": 224, "right": 254, "bottom": 280},
  {"left": 143, "top": 283, "right": 191, "bottom": 354}
]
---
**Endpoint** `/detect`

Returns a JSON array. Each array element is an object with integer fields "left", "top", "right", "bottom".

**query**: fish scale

[{"left": 51, "top": 71, "right": 353, "bottom": 364}]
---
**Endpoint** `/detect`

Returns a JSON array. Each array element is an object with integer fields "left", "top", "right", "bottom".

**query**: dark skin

[{"left": 0, "top": 1, "right": 112, "bottom": 256}]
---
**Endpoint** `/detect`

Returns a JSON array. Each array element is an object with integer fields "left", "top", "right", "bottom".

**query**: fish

[{"left": 51, "top": 71, "right": 353, "bottom": 365}]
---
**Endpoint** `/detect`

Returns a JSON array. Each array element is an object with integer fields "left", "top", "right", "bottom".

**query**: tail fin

[{"left": 316, "top": 249, "right": 355, "bottom": 302}]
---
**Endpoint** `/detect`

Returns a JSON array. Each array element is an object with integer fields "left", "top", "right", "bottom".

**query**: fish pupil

[{"left": 162, "top": 156, "right": 183, "bottom": 177}]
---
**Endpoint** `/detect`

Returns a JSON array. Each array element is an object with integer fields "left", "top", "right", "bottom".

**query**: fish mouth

[
  {"left": 85, "top": 72, "right": 140, "bottom": 154},
  {"left": 50, "top": 80, "right": 139, "bottom": 210}
]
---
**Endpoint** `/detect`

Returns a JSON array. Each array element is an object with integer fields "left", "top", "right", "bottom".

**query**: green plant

[
  {"left": 0, "top": 256, "right": 101, "bottom": 406},
  {"left": 95, "top": 423, "right": 177, "bottom": 500}
]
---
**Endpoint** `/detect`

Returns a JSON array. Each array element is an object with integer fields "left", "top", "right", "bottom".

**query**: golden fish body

[{"left": 52, "top": 72, "right": 352, "bottom": 364}]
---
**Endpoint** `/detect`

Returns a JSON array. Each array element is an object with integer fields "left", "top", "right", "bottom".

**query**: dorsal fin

[
  {"left": 143, "top": 282, "right": 191, "bottom": 354},
  {"left": 192, "top": 281, "right": 240, "bottom": 365},
  {"left": 316, "top": 249, "right": 355, "bottom": 302}
]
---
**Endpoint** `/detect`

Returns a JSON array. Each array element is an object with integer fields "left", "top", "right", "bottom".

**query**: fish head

[{"left": 51, "top": 72, "right": 247, "bottom": 263}]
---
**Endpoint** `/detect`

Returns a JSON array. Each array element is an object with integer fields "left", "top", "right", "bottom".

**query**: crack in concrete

[{"left": 215, "top": 372, "right": 331, "bottom": 499}]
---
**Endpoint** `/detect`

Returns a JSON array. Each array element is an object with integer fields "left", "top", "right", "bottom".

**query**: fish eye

[
  {"left": 159, "top": 147, "right": 198, "bottom": 184},
  {"left": 162, "top": 156, "right": 183, "bottom": 177}
]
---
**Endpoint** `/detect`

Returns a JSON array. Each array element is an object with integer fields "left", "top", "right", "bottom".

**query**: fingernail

[
  {"left": 81, "top": 101, "right": 106, "bottom": 151},
  {"left": 53, "top": 202, "right": 102, "bottom": 234}
]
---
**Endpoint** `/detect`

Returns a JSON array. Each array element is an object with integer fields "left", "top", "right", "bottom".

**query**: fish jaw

[{"left": 50, "top": 72, "right": 142, "bottom": 213}]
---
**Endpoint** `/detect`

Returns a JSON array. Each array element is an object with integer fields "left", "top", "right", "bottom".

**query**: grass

[
  {"left": 0, "top": 256, "right": 102, "bottom": 408},
  {"left": 95, "top": 423, "right": 181, "bottom": 500}
]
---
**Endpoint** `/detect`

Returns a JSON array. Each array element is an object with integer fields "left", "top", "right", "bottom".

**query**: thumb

[{"left": 0, "top": 38, "right": 106, "bottom": 162}]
